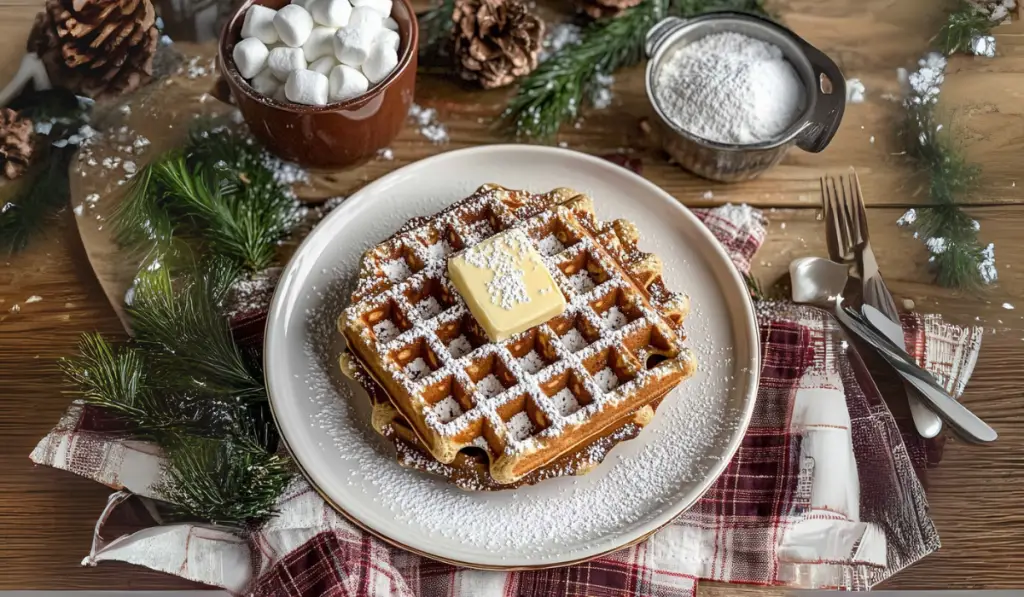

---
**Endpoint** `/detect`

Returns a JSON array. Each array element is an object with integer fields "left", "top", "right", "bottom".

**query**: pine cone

[
  {"left": 0, "top": 109, "right": 34, "bottom": 180},
  {"left": 452, "top": 0, "right": 544, "bottom": 90},
  {"left": 27, "top": 0, "right": 159, "bottom": 100},
  {"left": 575, "top": 0, "right": 641, "bottom": 19}
]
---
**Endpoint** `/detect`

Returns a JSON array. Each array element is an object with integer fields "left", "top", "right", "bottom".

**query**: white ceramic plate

[{"left": 265, "top": 145, "right": 759, "bottom": 569}]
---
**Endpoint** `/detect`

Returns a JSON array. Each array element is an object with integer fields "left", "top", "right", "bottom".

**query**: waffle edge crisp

[{"left": 339, "top": 184, "right": 696, "bottom": 488}]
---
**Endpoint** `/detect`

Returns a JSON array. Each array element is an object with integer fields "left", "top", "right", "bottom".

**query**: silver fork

[{"left": 822, "top": 171, "right": 942, "bottom": 438}]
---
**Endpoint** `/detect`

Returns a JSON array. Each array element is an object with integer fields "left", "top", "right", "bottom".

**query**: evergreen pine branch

[
  {"left": 898, "top": 53, "right": 989, "bottom": 290},
  {"left": 935, "top": 1, "right": 993, "bottom": 55},
  {"left": 417, "top": 0, "right": 456, "bottom": 61},
  {"left": 159, "top": 431, "right": 291, "bottom": 526},
  {"left": 499, "top": 0, "right": 771, "bottom": 139},
  {"left": 129, "top": 258, "right": 266, "bottom": 403},
  {"left": 0, "top": 148, "right": 74, "bottom": 255},
  {"left": 112, "top": 126, "right": 299, "bottom": 274}
]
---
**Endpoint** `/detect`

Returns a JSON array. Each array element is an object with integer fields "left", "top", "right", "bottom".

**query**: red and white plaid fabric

[{"left": 31, "top": 203, "right": 981, "bottom": 597}]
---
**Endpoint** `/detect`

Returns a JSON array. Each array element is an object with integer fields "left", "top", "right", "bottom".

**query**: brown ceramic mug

[{"left": 217, "top": 0, "right": 418, "bottom": 168}]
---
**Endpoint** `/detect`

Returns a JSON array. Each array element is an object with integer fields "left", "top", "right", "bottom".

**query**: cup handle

[
  {"left": 645, "top": 17, "right": 686, "bottom": 58},
  {"left": 796, "top": 41, "right": 846, "bottom": 153},
  {"left": 210, "top": 75, "right": 234, "bottom": 105}
]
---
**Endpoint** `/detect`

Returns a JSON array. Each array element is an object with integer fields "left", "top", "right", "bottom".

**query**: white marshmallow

[
  {"left": 309, "top": 55, "right": 338, "bottom": 76},
  {"left": 348, "top": 6, "right": 383, "bottom": 30},
  {"left": 310, "top": 0, "right": 352, "bottom": 27},
  {"left": 293, "top": 0, "right": 316, "bottom": 7},
  {"left": 361, "top": 42, "right": 397, "bottom": 84},
  {"left": 329, "top": 64, "right": 369, "bottom": 101},
  {"left": 352, "top": 0, "right": 392, "bottom": 18},
  {"left": 303, "top": 26, "right": 337, "bottom": 61},
  {"left": 268, "top": 46, "right": 307, "bottom": 80},
  {"left": 285, "top": 69, "right": 329, "bottom": 105},
  {"left": 250, "top": 68, "right": 280, "bottom": 96},
  {"left": 273, "top": 86, "right": 289, "bottom": 103},
  {"left": 375, "top": 28, "right": 400, "bottom": 53},
  {"left": 383, "top": 17, "right": 399, "bottom": 31},
  {"left": 333, "top": 23, "right": 379, "bottom": 67},
  {"left": 233, "top": 37, "right": 269, "bottom": 79},
  {"left": 274, "top": 4, "right": 315, "bottom": 47},
  {"left": 241, "top": 5, "right": 279, "bottom": 44}
]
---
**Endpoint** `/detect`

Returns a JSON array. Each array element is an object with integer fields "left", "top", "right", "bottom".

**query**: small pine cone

[
  {"left": 575, "top": 0, "right": 642, "bottom": 19},
  {"left": 27, "top": 0, "right": 159, "bottom": 100},
  {"left": 0, "top": 109, "right": 34, "bottom": 180},
  {"left": 452, "top": 0, "right": 544, "bottom": 90}
]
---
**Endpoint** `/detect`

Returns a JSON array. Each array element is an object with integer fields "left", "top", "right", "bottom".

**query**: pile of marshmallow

[{"left": 232, "top": 0, "right": 401, "bottom": 106}]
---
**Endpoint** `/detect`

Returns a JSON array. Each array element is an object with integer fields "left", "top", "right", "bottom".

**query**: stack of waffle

[{"left": 338, "top": 185, "right": 696, "bottom": 490}]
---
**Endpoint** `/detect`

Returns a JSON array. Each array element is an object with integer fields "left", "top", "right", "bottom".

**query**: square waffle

[{"left": 339, "top": 184, "right": 696, "bottom": 486}]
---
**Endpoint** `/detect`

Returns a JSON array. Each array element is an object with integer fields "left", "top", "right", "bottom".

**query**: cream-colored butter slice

[{"left": 448, "top": 228, "right": 567, "bottom": 342}]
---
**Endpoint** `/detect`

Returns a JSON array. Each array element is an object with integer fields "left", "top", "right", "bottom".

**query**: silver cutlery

[
  {"left": 789, "top": 257, "right": 996, "bottom": 443},
  {"left": 821, "top": 171, "right": 942, "bottom": 438}
]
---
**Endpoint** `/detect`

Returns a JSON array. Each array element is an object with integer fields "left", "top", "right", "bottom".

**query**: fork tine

[
  {"left": 851, "top": 170, "right": 870, "bottom": 243},
  {"left": 831, "top": 176, "right": 854, "bottom": 258},
  {"left": 842, "top": 173, "right": 865, "bottom": 246},
  {"left": 823, "top": 176, "right": 844, "bottom": 260}
]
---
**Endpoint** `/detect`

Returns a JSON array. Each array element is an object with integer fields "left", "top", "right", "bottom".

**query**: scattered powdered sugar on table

[
  {"left": 653, "top": 32, "right": 805, "bottom": 144},
  {"left": 409, "top": 104, "right": 449, "bottom": 144}
]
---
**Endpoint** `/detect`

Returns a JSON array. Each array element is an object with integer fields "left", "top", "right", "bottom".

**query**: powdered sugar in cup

[{"left": 644, "top": 13, "right": 845, "bottom": 182}]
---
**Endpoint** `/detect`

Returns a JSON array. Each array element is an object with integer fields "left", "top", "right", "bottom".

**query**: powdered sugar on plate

[{"left": 268, "top": 146, "right": 758, "bottom": 566}]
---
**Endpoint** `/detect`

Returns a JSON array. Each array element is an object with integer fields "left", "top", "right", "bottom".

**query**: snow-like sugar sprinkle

[
  {"left": 405, "top": 357, "right": 431, "bottom": 381},
  {"left": 537, "top": 234, "right": 565, "bottom": 256},
  {"left": 601, "top": 306, "right": 629, "bottom": 330},
  {"left": 518, "top": 350, "right": 547, "bottom": 374},
  {"left": 448, "top": 334, "right": 473, "bottom": 358},
  {"left": 569, "top": 271, "right": 595, "bottom": 293},
  {"left": 425, "top": 239, "right": 453, "bottom": 262},
  {"left": 432, "top": 396, "right": 463, "bottom": 423},
  {"left": 382, "top": 258, "right": 413, "bottom": 282},
  {"left": 373, "top": 319, "right": 400, "bottom": 343},
  {"left": 560, "top": 328, "right": 588, "bottom": 352},
  {"left": 416, "top": 296, "right": 442, "bottom": 319},
  {"left": 550, "top": 388, "right": 581, "bottom": 416},
  {"left": 476, "top": 374, "right": 505, "bottom": 397},
  {"left": 594, "top": 367, "right": 620, "bottom": 392},
  {"left": 897, "top": 208, "right": 917, "bottom": 226},
  {"left": 505, "top": 412, "right": 535, "bottom": 441}
]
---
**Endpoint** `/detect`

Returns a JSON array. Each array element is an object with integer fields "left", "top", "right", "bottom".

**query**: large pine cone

[
  {"left": 27, "top": 0, "right": 159, "bottom": 100},
  {"left": 0, "top": 109, "right": 34, "bottom": 180},
  {"left": 575, "top": 0, "right": 642, "bottom": 19},
  {"left": 452, "top": 0, "right": 544, "bottom": 90}
]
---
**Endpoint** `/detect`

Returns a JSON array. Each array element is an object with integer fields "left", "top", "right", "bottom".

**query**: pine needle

[
  {"left": 418, "top": 0, "right": 456, "bottom": 62},
  {"left": 0, "top": 148, "right": 74, "bottom": 255},
  {"left": 128, "top": 257, "right": 265, "bottom": 403},
  {"left": 935, "top": 1, "right": 993, "bottom": 55},
  {"left": 500, "top": 0, "right": 771, "bottom": 139},
  {"left": 112, "top": 126, "right": 300, "bottom": 273}
]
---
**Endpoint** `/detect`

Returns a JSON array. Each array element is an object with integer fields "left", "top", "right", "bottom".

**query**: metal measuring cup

[{"left": 644, "top": 13, "right": 846, "bottom": 182}]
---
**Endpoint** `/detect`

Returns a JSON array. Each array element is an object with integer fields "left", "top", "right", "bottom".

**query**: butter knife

[{"left": 862, "top": 305, "right": 943, "bottom": 438}]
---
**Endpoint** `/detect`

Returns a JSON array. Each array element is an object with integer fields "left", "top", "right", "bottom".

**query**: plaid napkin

[{"left": 31, "top": 203, "right": 981, "bottom": 597}]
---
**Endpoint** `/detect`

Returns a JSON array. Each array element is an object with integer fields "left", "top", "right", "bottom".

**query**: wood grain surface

[{"left": 2, "top": 0, "right": 1024, "bottom": 591}]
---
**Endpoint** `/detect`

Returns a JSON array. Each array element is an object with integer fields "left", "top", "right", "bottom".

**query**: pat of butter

[{"left": 448, "top": 228, "right": 567, "bottom": 343}]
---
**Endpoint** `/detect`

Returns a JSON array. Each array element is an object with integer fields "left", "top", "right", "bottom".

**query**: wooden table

[{"left": 2, "top": 0, "right": 1023, "bottom": 591}]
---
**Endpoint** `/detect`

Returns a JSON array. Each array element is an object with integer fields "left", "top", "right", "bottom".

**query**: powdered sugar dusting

[
  {"left": 569, "top": 271, "right": 596, "bottom": 293},
  {"left": 550, "top": 388, "right": 581, "bottom": 416},
  {"left": 286, "top": 176, "right": 752, "bottom": 562},
  {"left": 416, "top": 296, "right": 442, "bottom": 319},
  {"left": 405, "top": 357, "right": 431, "bottom": 381},
  {"left": 382, "top": 258, "right": 412, "bottom": 282},
  {"left": 518, "top": 350, "right": 547, "bottom": 374},
  {"left": 594, "top": 367, "right": 620, "bottom": 392},
  {"left": 538, "top": 234, "right": 565, "bottom": 256},
  {"left": 506, "top": 412, "right": 536, "bottom": 441},
  {"left": 373, "top": 320, "right": 400, "bottom": 343},
  {"left": 601, "top": 306, "right": 629, "bottom": 330},
  {"left": 448, "top": 334, "right": 473, "bottom": 358},
  {"left": 560, "top": 328, "right": 588, "bottom": 353},
  {"left": 476, "top": 374, "right": 505, "bottom": 398},
  {"left": 433, "top": 396, "right": 464, "bottom": 423}
]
